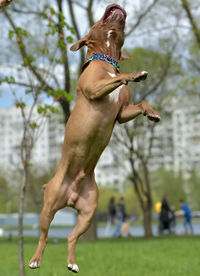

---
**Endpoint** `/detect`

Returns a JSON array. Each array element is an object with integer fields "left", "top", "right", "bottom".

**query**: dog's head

[{"left": 70, "top": 4, "right": 127, "bottom": 61}]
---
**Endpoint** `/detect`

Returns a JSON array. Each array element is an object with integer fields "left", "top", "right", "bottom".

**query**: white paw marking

[
  {"left": 107, "top": 72, "right": 123, "bottom": 103},
  {"left": 68, "top": 264, "right": 79, "bottom": 273},
  {"left": 29, "top": 261, "right": 39, "bottom": 269},
  {"left": 141, "top": 71, "right": 147, "bottom": 75},
  {"left": 72, "top": 264, "right": 79, "bottom": 273}
]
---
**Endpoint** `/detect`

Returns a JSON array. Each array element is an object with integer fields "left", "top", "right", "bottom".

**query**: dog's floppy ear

[
  {"left": 120, "top": 51, "right": 131, "bottom": 60},
  {"left": 70, "top": 36, "right": 88, "bottom": 51}
]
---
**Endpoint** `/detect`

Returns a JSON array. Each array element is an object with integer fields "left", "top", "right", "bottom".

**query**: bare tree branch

[
  {"left": 57, "top": 0, "right": 70, "bottom": 91},
  {"left": 72, "top": 0, "right": 86, "bottom": 10},
  {"left": 123, "top": 124, "right": 148, "bottom": 197},
  {"left": 181, "top": 0, "right": 200, "bottom": 48},
  {"left": 3, "top": 6, "right": 71, "bottom": 120},
  {"left": 126, "top": 0, "right": 159, "bottom": 37},
  {"left": 11, "top": 7, "right": 43, "bottom": 15},
  {"left": 3, "top": 9, "right": 54, "bottom": 92},
  {"left": 128, "top": 158, "right": 145, "bottom": 211},
  {"left": 10, "top": 6, "right": 58, "bottom": 25},
  {"left": 139, "top": 48, "right": 174, "bottom": 102},
  {"left": 87, "top": 0, "right": 94, "bottom": 27},
  {"left": 67, "top": 0, "right": 85, "bottom": 73},
  {"left": 133, "top": 24, "right": 191, "bottom": 37}
]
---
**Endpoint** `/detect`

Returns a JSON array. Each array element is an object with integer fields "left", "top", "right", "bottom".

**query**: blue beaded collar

[{"left": 88, "top": 53, "right": 119, "bottom": 69}]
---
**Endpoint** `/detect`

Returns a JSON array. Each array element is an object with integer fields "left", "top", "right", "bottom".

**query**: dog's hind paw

[
  {"left": 29, "top": 261, "right": 40, "bottom": 269},
  {"left": 68, "top": 264, "right": 79, "bottom": 273}
]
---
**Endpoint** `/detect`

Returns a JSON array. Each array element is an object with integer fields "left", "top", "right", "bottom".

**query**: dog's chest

[{"left": 107, "top": 72, "right": 123, "bottom": 103}]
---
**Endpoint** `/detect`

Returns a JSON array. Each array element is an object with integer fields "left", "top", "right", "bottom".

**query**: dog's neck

[
  {"left": 82, "top": 53, "right": 120, "bottom": 73},
  {"left": 85, "top": 39, "right": 122, "bottom": 62},
  {"left": 88, "top": 53, "right": 119, "bottom": 69}
]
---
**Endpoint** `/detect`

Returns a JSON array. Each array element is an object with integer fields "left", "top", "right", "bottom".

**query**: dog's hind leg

[
  {"left": 29, "top": 161, "right": 69, "bottom": 269},
  {"left": 29, "top": 178, "right": 66, "bottom": 269},
  {"left": 67, "top": 176, "right": 99, "bottom": 273},
  {"left": 29, "top": 204, "right": 55, "bottom": 269}
]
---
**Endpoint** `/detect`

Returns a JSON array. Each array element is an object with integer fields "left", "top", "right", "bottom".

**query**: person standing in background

[
  {"left": 112, "top": 197, "right": 127, "bottom": 237},
  {"left": 108, "top": 197, "right": 116, "bottom": 224},
  {"left": 179, "top": 199, "right": 194, "bottom": 235},
  {"left": 159, "top": 194, "right": 172, "bottom": 234},
  {"left": 104, "top": 197, "right": 116, "bottom": 237}
]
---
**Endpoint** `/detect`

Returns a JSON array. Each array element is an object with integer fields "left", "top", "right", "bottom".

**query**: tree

[
  {"left": 16, "top": 98, "right": 40, "bottom": 276},
  {"left": 177, "top": 0, "right": 200, "bottom": 97},
  {"left": 113, "top": 120, "right": 157, "bottom": 237},
  {"left": 111, "top": 45, "right": 180, "bottom": 237},
  {"left": 2, "top": 81, "right": 65, "bottom": 276},
  {"left": 124, "top": 185, "right": 141, "bottom": 217},
  {"left": 181, "top": 0, "right": 200, "bottom": 48},
  {"left": 2, "top": 1, "right": 75, "bottom": 121},
  {"left": 151, "top": 168, "right": 186, "bottom": 210}
]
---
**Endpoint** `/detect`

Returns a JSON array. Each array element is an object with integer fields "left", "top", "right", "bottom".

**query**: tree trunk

[
  {"left": 181, "top": 0, "right": 200, "bottom": 48},
  {"left": 18, "top": 167, "right": 28, "bottom": 276},
  {"left": 143, "top": 206, "right": 153, "bottom": 237},
  {"left": 59, "top": 97, "right": 71, "bottom": 123}
]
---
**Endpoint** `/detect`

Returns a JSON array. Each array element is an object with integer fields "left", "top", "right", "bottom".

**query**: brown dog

[{"left": 29, "top": 3, "right": 160, "bottom": 273}]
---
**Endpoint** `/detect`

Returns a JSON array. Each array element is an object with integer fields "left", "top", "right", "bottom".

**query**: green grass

[{"left": 0, "top": 236, "right": 200, "bottom": 276}]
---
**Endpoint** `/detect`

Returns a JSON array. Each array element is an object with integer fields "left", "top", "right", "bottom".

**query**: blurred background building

[
  {"left": 149, "top": 97, "right": 200, "bottom": 175},
  {"left": 0, "top": 96, "right": 200, "bottom": 184},
  {"left": 0, "top": 106, "right": 64, "bottom": 167}
]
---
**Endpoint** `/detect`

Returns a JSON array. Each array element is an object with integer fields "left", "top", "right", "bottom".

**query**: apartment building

[
  {"left": 0, "top": 106, "right": 65, "bottom": 168},
  {"left": 149, "top": 97, "right": 200, "bottom": 174},
  {"left": 0, "top": 96, "right": 200, "bottom": 186}
]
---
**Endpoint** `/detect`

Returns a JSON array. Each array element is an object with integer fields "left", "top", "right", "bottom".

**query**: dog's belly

[
  {"left": 63, "top": 110, "right": 116, "bottom": 175},
  {"left": 65, "top": 125, "right": 113, "bottom": 175}
]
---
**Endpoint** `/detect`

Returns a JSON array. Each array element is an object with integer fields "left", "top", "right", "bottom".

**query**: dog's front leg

[
  {"left": 80, "top": 70, "right": 148, "bottom": 100},
  {"left": 117, "top": 102, "right": 161, "bottom": 123}
]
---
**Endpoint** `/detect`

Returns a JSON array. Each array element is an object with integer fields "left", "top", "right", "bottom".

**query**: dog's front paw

[
  {"left": 133, "top": 71, "right": 148, "bottom": 82},
  {"left": 146, "top": 113, "right": 161, "bottom": 122},
  {"left": 140, "top": 102, "right": 161, "bottom": 123},
  {"left": 143, "top": 109, "right": 161, "bottom": 122}
]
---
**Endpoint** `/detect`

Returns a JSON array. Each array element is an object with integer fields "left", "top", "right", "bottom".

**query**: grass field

[{"left": 0, "top": 236, "right": 200, "bottom": 276}]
